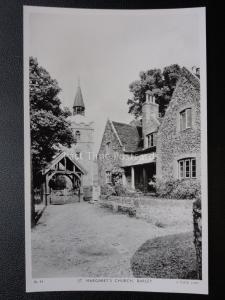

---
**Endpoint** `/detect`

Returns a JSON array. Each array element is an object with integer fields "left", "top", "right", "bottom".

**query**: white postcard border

[{"left": 24, "top": 6, "right": 208, "bottom": 294}]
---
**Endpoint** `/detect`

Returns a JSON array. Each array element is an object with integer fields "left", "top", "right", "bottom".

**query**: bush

[
  {"left": 101, "top": 184, "right": 116, "bottom": 197},
  {"left": 114, "top": 183, "right": 127, "bottom": 196},
  {"left": 156, "top": 178, "right": 201, "bottom": 199},
  {"left": 193, "top": 197, "right": 201, "bottom": 210},
  {"left": 101, "top": 183, "right": 139, "bottom": 198}
]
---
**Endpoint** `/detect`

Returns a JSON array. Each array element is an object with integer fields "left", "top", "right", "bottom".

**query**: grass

[
  {"left": 135, "top": 198, "right": 193, "bottom": 230},
  {"left": 131, "top": 232, "right": 198, "bottom": 279}
]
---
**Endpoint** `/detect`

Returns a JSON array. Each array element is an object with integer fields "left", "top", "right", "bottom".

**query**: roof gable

[
  {"left": 111, "top": 121, "right": 142, "bottom": 152},
  {"left": 181, "top": 67, "right": 200, "bottom": 90},
  {"left": 43, "top": 151, "right": 87, "bottom": 175}
]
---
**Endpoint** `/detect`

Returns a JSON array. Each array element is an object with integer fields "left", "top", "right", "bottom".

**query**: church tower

[{"left": 66, "top": 81, "right": 95, "bottom": 189}]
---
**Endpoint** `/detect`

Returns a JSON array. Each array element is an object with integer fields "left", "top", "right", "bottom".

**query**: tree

[
  {"left": 62, "top": 106, "right": 72, "bottom": 118},
  {"left": 30, "top": 57, "right": 75, "bottom": 178},
  {"left": 127, "top": 64, "right": 181, "bottom": 118}
]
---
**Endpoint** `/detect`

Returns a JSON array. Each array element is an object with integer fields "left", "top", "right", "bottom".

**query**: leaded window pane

[
  {"left": 186, "top": 108, "right": 192, "bottom": 128},
  {"left": 191, "top": 159, "right": 196, "bottom": 177},
  {"left": 185, "top": 159, "right": 190, "bottom": 177},
  {"left": 179, "top": 161, "right": 184, "bottom": 178}
]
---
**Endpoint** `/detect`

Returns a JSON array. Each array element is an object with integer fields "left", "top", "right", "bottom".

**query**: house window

[
  {"left": 105, "top": 171, "right": 112, "bottom": 184},
  {"left": 75, "top": 130, "right": 81, "bottom": 141},
  {"left": 180, "top": 108, "right": 192, "bottom": 131},
  {"left": 146, "top": 133, "right": 154, "bottom": 148},
  {"left": 178, "top": 158, "right": 196, "bottom": 179}
]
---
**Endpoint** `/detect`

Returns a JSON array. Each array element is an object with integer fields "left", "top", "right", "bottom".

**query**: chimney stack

[
  {"left": 143, "top": 91, "right": 158, "bottom": 118},
  {"left": 142, "top": 91, "right": 159, "bottom": 148}
]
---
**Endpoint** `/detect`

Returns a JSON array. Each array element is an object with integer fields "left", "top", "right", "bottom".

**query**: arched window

[{"left": 75, "top": 130, "right": 81, "bottom": 141}]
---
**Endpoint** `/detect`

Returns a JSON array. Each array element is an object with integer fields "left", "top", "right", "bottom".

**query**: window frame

[
  {"left": 146, "top": 132, "right": 155, "bottom": 148},
  {"left": 180, "top": 108, "right": 192, "bottom": 131},
  {"left": 178, "top": 158, "right": 196, "bottom": 179}
]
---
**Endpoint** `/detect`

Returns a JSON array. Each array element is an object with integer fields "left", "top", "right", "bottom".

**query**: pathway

[{"left": 32, "top": 202, "right": 191, "bottom": 278}]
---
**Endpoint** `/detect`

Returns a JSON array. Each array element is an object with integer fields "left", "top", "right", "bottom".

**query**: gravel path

[{"left": 32, "top": 202, "right": 192, "bottom": 278}]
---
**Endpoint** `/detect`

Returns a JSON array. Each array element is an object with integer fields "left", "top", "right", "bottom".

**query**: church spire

[{"left": 73, "top": 78, "right": 85, "bottom": 116}]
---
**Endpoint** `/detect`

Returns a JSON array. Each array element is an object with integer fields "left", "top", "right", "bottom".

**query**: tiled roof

[{"left": 111, "top": 121, "right": 142, "bottom": 152}]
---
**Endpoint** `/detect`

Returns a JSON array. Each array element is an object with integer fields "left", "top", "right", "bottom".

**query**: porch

[{"left": 121, "top": 152, "right": 156, "bottom": 192}]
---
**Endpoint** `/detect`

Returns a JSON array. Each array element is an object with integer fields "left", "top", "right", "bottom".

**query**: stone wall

[
  {"left": 156, "top": 68, "right": 201, "bottom": 189},
  {"left": 97, "top": 120, "right": 123, "bottom": 186},
  {"left": 193, "top": 198, "right": 202, "bottom": 279}
]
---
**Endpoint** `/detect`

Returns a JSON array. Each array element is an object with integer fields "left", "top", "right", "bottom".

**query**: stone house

[{"left": 97, "top": 67, "right": 200, "bottom": 192}]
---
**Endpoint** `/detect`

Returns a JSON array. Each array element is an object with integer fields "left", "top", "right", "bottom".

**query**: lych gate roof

[
  {"left": 42, "top": 151, "right": 87, "bottom": 176},
  {"left": 111, "top": 121, "right": 142, "bottom": 152},
  {"left": 73, "top": 85, "right": 85, "bottom": 108}
]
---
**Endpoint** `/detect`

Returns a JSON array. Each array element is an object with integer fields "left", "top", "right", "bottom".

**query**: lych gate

[{"left": 40, "top": 152, "right": 87, "bottom": 205}]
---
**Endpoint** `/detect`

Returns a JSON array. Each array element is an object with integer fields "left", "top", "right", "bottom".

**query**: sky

[{"left": 28, "top": 7, "right": 201, "bottom": 153}]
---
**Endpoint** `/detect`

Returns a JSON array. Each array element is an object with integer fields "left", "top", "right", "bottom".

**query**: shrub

[
  {"left": 155, "top": 178, "right": 176, "bottom": 197},
  {"left": 193, "top": 197, "right": 201, "bottom": 210},
  {"left": 114, "top": 183, "right": 127, "bottom": 196},
  {"left": 156, "top": 178, "right": 201, "bottom": 199},
  {"left": 101, "top": 184, "right": 115, "bottom": 197}
]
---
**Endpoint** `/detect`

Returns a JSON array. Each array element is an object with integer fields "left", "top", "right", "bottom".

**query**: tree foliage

[
  {"left": 127, "top": 64, "right": 181, "bottom": 118},
  {"left": 30, "top": 57, "right": 75, "bottom": 173}
]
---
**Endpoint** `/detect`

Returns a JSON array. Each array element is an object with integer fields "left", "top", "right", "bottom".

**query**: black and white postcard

[{"left": 24, "top": 6, "right": 208, "bottom": 294}]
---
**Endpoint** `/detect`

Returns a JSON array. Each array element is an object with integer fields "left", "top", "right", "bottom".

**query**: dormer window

[{"left": 180, "top": 108, "right": 192, "bottom": 131}]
